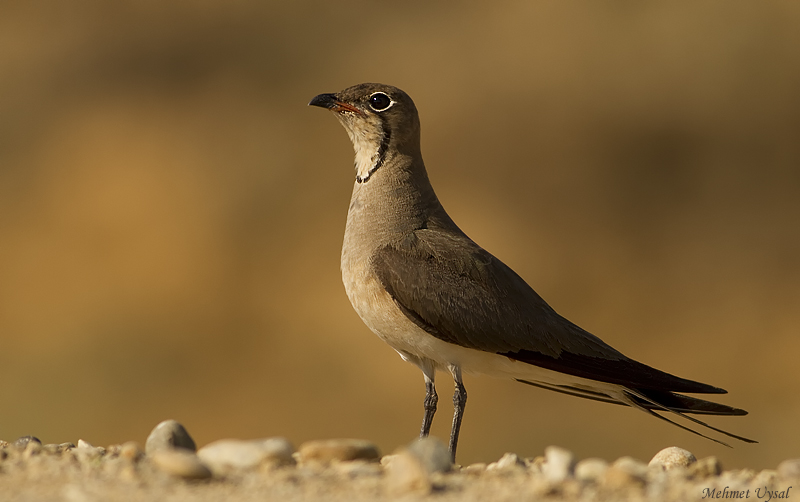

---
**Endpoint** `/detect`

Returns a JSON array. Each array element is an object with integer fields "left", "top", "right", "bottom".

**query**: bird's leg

[
  {"left": 420, "top": 376, "right": 438, "bottom": 437},
  {"left": 448, "top": 367, "right": 467, "bottom": 462}
]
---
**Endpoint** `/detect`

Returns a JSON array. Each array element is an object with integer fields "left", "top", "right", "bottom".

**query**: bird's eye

[{"left": 368, "top": 92, "right": 393, "bottom": 112}]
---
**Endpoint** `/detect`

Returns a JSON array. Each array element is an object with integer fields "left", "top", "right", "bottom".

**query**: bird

[{"left": 308, "top": 83, "right": 755, "bottom": 462}]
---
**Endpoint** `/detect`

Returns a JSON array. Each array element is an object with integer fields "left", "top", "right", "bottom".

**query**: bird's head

[{"left": 309, "top": 83, "right": 421, "bottom": 183}]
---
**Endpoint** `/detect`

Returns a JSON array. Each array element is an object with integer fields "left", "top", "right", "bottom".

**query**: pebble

[
  {"left": 487, "top": 452, "right": 525, "bottom": 472},
  {"left": 197, "top": 438, "right": 295, "bottom": 475},
  {"left": 74, "top": 439, "right": 104, "bottom": 461},
  {"left": 4, "top": 435, "right": 798, "bottom": 499},
  {"left": 43, "top": 442, "right": 75, "bottom": 455},
  {"left": 462, "top": 462, "right": 487, "bottom": 474},
  {"left": 752, "top": 469, "right": 777, "bottom": 487},
  {"left": 777, "top": 459, "right": 800, "bottom": 480},
  {"left": 334, "top": 459, "right": 384, "bottom": 478},
  {"left": 13, "top": 436, "right": 41, "bottom": 450},
  {"left": 603, "top": 457, "right": 648, "bottom": 488},
  {"left": 689, "top": 456, "right": 722, "bottom": 478},
  {"left": 380, "top": 454, "right": 398, "bottom": 467},
  {"left": 383, "top": 437, "right": 451, "bottom": 494},
  {"left": 575, "top": 458, "right": 609, "bottom": 483},
  {"left": 384, "top": 449, "right": 432, "bottom": 494},
  {"left": 150, "top": 449, "right": 212, "bottom": 480},
  {"left": 22, "top": 440, "right": 42, "bottom": 457},
  {"left": 120, "top": 442, "right": 144, "bottom": 462},
  {"left": 406, "top": 437, "right": 451, "bottom": 473},
  {"left": 527, "top": 455, "right": 546, "bottom": 474},
  {"left": 543, "top": 446, "right": 575, "bottom": 483},
  {"left": 297, "top": 439, "right": 380, "bottom": 464},
  {"left": 145, "top": 420, "right": 197, "bottom": 454},
  {"left": 649, "top": 446, "right": 696, "bottom": 471}
]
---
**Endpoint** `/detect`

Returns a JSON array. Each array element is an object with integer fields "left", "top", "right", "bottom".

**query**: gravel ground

[{"left": 1, "top": 421, "right": 796, "bottom": 502}]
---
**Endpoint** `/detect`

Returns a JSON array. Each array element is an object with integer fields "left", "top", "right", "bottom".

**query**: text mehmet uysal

[{"left": 702, "top": 486, "right": 792, "bottom": 500}]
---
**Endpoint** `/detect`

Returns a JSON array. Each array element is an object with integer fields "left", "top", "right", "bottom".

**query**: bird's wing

[{"left": 371, "top": 228, "right": 724, "bottom": 394}]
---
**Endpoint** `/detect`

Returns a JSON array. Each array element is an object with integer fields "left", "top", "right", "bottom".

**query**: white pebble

[
  {"left": 297, "top": 439, "right": 380, "bottom": 464},
  {"left": 197, "top": 438, "right": 295, "bottom": 475},
  {"left": 384, "top": 449, "right": 431, "bottom": 494},
  {"left": 777, "top": 459, "right": 800, "bottom": 480},
  {"left": 649, "top": 447, "right": 696, "bottom": 470},
  {"left": 151, "top": 449, "right": 211, "bottom": 480},
  {"left": 487, "top": 452, "right": 525, "bottom": 472},
  {"left": 543, "top": 446, "right": 575, "bottom": 482},
  {"left": 74, "top": 439, "right": 103, "bottom": 461},
  {"left": 603, "top": 457, "right": 648, "bottom": 488},
  {"left": 575, "top": 458, "right": 609, "bottom": 483}
]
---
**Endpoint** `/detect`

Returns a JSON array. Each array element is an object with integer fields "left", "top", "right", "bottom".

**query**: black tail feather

[
  {"left": 515, "top": 378, "right": 757, "bottom": 445},
  {"left": 624, "top": 388, "right": 758, "bottom": 444},
  {"left": 634, "top": 389, "right": 749, "bottom": 416}
]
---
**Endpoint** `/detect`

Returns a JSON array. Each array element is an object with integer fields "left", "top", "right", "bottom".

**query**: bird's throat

[{"left": 345, "top": 120, "right": 391, "bottom": 184}]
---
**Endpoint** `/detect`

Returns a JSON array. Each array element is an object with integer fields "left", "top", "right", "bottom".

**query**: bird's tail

[
  {"left": 515, "top": 379, "right": 757, "bottom": 447},
  {"left": 620, "top": 387, "right": 757, "bottom": 447}
]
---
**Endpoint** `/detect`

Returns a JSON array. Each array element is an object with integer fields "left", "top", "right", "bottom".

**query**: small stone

[
  {"left": 543, "top": 446, "right": 575, "bottom": 483},
  {"left": 406, "top": 437, "right": 451, "bottom": 473},
  {"left": 689, "top": 456, "right": 722, "bottom": 478},
  {"left": 462, "top": 463, "right": 487, "bottom": 474},
  {"left": 603, "top": 457, "right": 648, "bottom": 488},
  {"left": 297, "top": 439, "right": 380, "bottom": 464},
  {"left": 575, "top": 458, "right": 609, "bottom": 483},
  {"left": 198, "top": 438, "right": 295, "bottom": 475},
  {"left": 145, "top": 420, "right": 196, "bottom": 454},
  {"left": 614, "top": 457, "right": 648, "bottom": 475},
  {"left": 777, "top": 459, "right": 800, "bottom": 480},
  {"left": 527, "top": 455, "right": 546, "bottom": 474},
  {"left": 120, "top": 442, "right": 144, "bottom": 462},
  {"left": 74, "top": 439, "right": 104, "bottom": 461},
  {"left": 23, "top": 440, "right": 42, "bottom": 457},
  {"left": 13, "top": 436, "right": 41, "bottom": 450},
  {"left": 649, "top": 447, "right": 696, "bottom": 470},
  {"left": 753, "top": 469, "right": 778, "bottom": 487},
  {"left": 727, "top": 468, "right": 756, "bottom": 484},
  {"left": 380, "top": 454, "right": 399, "bottom": 467},
  {"left": 151, "top": 449, "right": 212, "bottom": 480},
  {"left": 487, "top": 452, "right": 525, "bottom": 472},
  {"left": 334, "top": 460, "right": 383, "bottom": 478},
  {"left": 384, "top": 449, "right": 431, "bottom": 494}
]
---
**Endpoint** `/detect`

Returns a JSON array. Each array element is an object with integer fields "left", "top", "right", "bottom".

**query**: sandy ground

[{"left": 1, "top": 429, "right": 796, "bottom": 502}]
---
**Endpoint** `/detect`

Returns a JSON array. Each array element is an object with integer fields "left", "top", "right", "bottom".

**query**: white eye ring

[{"left": 368, "top": 92, "right": 394, "bottom": 112}]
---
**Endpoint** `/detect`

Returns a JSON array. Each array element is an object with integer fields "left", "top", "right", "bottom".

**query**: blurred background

[{"left": 1, "top": 1, "right": 798, "bottom": 470}]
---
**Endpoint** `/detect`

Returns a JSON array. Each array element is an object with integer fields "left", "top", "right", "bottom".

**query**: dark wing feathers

[
  {"left": 372, "top": 228, "right": 726, "bottom": 395},
  {"left": 504, "top": 349, "right": 725, "bottom": 394}
]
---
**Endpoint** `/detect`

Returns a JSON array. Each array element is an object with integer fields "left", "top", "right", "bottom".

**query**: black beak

[{"left": 308, "top": 93, "right": 337, "bottom": 109}]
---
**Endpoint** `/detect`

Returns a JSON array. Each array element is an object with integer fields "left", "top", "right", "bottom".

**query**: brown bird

[{"left": 309, "top": 83, "right": 755, "bottom": 462}]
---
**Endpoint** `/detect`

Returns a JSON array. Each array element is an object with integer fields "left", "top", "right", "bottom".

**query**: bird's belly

[{"left": 341, "top": 256, "right": 421, "bottom": 351}]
